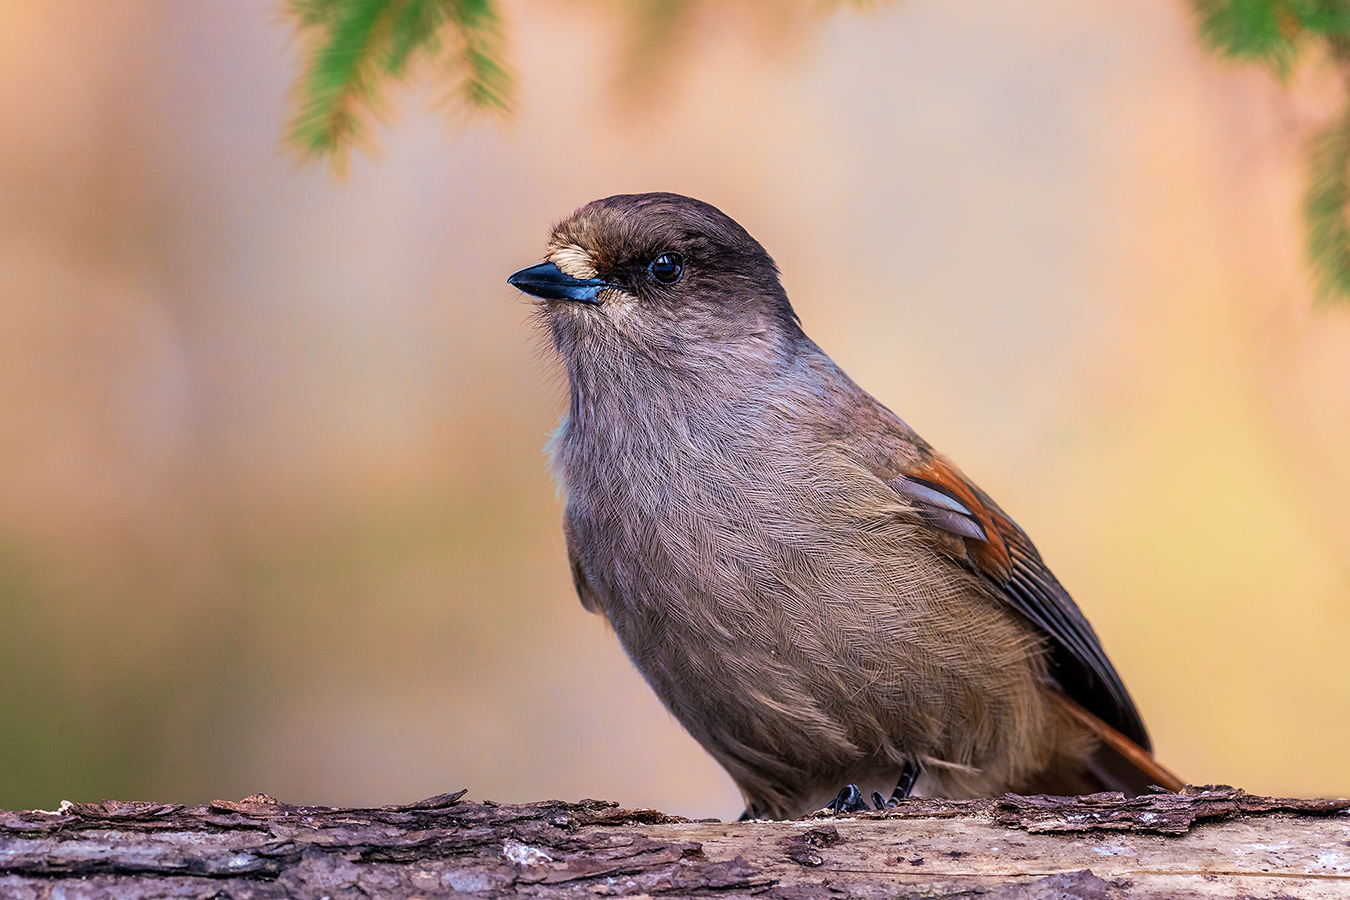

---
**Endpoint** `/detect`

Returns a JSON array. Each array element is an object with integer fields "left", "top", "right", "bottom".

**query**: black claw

[
  {"left": 737, "top": 808, "right": 753, "bottom": 822},
  {"left": 871, "top": 791, "right": 887, "bottom": 811},
  {"left": 827, "top": 784, "right": 868, "bottom": 813}
]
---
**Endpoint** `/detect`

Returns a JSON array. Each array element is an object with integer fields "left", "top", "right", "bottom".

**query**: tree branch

[{"left": 1, "top": 786, "right": 1347, "bottom": 897}]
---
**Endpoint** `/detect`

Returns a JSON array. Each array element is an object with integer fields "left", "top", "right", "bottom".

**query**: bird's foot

[
  {"left": 869, "top": 760, "right": 925, "bottom": 810},
  {"left": 829, "top": 760, "right": 925, "bottom": 814},
  {"left": 893, "top": 759, "right": 921, "bottom": 801},
  {"left": 826, "top": 784, "right": 869, "bottom": 813}
]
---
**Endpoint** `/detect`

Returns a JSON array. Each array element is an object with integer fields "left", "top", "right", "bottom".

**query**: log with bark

[{"left": 1, "top": 785, "right": 1347, "bottom": 898}]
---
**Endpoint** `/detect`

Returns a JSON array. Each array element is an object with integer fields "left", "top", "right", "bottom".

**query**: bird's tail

[{"left": 1046, "top": 689, "right": 1185, "bottom": 796}]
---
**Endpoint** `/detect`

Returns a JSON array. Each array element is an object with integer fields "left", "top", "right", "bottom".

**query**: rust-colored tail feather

[{"left": 1047, "top": 690, "right": 1185, "bottom": 795}]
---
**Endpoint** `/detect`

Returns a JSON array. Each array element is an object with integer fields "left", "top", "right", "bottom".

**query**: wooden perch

[{"left": 1, "top": 786, "right": 1347, "bottom": 898}]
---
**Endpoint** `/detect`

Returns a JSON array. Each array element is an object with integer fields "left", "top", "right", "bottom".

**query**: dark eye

[{"left": 647, "top": 252, "right": 684, "bottom": 285}]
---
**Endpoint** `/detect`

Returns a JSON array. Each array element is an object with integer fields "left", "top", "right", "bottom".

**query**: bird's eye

[{"left": 647, "top": 252, "right": 684, "bottom": 285}]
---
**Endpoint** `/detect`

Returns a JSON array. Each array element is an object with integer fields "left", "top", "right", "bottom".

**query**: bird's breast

[{"left": 555, "top": 415, "right": 932, "bottom": 653}]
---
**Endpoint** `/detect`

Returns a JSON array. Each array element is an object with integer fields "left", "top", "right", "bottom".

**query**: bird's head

[{"left": 508, "top": 193, "right": 801, "bottom": 368}]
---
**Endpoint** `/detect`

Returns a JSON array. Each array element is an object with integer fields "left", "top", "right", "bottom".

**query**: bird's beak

[{"left": 507, "top": 262, "right": 614, "bottom": 305}]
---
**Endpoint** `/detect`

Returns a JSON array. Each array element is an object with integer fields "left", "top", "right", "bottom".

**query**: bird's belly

[
  {"left": 566, "top": 456, "right": 1053, "bottom": 814},
  {"left": 590, "top": 507, "right": 1036, "bottom": 756}
]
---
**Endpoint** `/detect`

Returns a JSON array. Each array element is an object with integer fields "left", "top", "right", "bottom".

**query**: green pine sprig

[
  {"left": 284, "top": 0, "right": 1350, "bottom": 305},
  {"left": 286, "top": 0, "right": 512, "bottom": 174},
  {"left": 1192, "top": 0, "right": 1350, "bottom": 304}
]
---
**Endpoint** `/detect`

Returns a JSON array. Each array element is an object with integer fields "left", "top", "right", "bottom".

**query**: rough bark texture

[{"left": 1, "top": 786, "right": 1347, "bottom": 898}]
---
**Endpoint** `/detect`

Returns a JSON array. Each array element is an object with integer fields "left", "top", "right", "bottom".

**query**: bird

[{"left": 506, "top": 192, "right": 1183, "bottom": 820}]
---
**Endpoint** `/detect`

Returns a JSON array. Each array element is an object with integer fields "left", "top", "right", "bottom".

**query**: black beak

[{"left": 507, "top": 262, "right": 614, "bottom": 305}]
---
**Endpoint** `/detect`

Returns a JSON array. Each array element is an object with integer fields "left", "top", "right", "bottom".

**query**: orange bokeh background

[{"left": 1, "top": 0, "right": 1347, "bottom": 819}]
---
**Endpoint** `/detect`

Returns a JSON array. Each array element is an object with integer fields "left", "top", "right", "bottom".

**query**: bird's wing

[
  {"left": 563, "top": 510, "right": 605, "bottom": 615},
  {"left": 887, "top": 453, "right": 1154, "bottom": 753}
]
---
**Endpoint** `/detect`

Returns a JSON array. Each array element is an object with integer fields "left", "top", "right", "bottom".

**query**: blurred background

[{"left": 1, "top": 0, "right": 1348, "bottom": 819}]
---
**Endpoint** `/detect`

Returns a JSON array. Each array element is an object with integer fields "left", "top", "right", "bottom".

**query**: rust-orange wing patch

[
  {"left": 886, "top": 452, "right": 1153, "bottom": 752},
  {"left": 888, "top": 455, "right": 1013, "bottom": 583}
]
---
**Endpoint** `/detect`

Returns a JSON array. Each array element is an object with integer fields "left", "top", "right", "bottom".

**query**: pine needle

[
  {"left": 1190, "top": 0, "right": 1350, "bottom": 304},
  {"left": 285, "top": 0, "right": 513, "bottom": 175}
]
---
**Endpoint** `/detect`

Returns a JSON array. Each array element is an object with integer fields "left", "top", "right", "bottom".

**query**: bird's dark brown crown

[{"left": 545, "top": 192, "right": 799, "bottom": 327}]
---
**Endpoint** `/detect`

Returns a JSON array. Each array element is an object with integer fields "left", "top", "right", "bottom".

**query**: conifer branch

[
  {"left": 284, "top": 0, "right": 1350, "bottom": 305},
  {"left": 286, "top": 0, "right": 512, "bottom": 175},
  {"left": 1191, "top": 0, "right": 1350, "bottom": 304}
]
